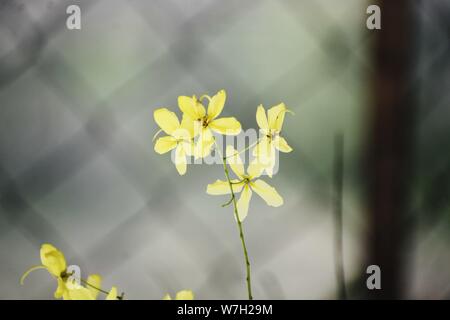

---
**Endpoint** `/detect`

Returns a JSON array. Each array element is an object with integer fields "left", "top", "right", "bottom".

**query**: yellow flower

[
  {"left": 178, "top": 90, "right": 241, "bottom": 158},
  {"left": 21, "top": 244, "right": 91, "bottom": 299},
  {"left": 163, "top": 289, "right": 194, "bottom": 300},
  {"left": 21, "top": 243, "right": 68, "bottom": 299},
  {"left": 85, "top": 274, "right": 102, "bottom": 299},
  {"left": 207, "top": 146, "right": 283, "bottom": 221},
  {"left": 154, "top": 108, "right": 195, "bottom": 175},
  {"left": 21, "top": 244, "right": 117, "bottom": 300},
  {"left": 253, "top": 103, "right": 292, "bottom": 177}
]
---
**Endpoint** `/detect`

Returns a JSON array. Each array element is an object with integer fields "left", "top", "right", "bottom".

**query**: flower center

[
  {"left": 201, "top": 117, "right": 209, "bottom": 128},
  {"left": 266, "top": 129, "right": 278, "bottom": 141},
  {"left": 60, "top": 270, "right": 70, "bottom": 280}
]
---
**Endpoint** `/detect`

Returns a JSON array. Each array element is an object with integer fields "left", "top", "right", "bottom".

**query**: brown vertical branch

[{"left": 365, "top": 0, "right": 415, "bottom": 299}]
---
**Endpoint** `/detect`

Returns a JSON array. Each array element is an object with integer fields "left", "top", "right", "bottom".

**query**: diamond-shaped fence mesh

[{"left": 0, "top": 0, "right": 449, "bottom": 299}]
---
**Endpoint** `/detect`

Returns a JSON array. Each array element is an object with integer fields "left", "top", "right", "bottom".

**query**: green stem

[
  {"left": 223, "top": 162, "right": 253, "bottom": 299},
  {"left": 219, "top": 153, "right": 253, "bottom": 300},
  {"left": 224, "top": 139, "right": 260, "bottom": 160},
  {"left": 221, "top": 196, "right": 234, "bottom": 207},
  {"left": 80, "top": 278, "right": 123, "bottom": 300},
  {"left": 80, "top": 278, "right": 110, "bottom": 295}
]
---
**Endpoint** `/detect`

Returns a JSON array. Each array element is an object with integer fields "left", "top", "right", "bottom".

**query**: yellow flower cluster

[
  {"left": 154, "top": 90, "right": 241, "bottom": 175},
  {"left": 21, "top": 90, "right": 292, "bottom": 300},
  {"left": 153, "top": 89, "right": 293, "bottom": 221}
]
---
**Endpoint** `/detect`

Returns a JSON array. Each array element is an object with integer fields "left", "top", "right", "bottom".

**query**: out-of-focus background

[{"left": 0, "top": 0, "right": 449, "bottom": 299}]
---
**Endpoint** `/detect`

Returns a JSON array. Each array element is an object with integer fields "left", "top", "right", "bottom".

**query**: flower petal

[
  {"left": 194, "top": 128, "right": 214, "bottom": 158},
  {"left": 252, "top": 136, "right": 270, "bottom": 158},
  {"left": 178, "top": 95, "right": 205, "bottom": 120},
  {"left": 66, "top": 286, "right": 95, "bottom": 300},
  {"left": 154, "top": 108, "right": 180, "bottom": 135},
  {"left": 179, "top": 114, "right": 196, "bottom": 138},
  {"left": 180, "top": 140, "right": 195, "bottom": 157},
  {"left": 207, "top": 90, "right": 226, "bottom": 120},
  {"left": 226, "top": 146, "right": 245, "bottom": 178},
  {"left": 247, "top": 160, "right": 264, "bottom": 179},
  {"left": 251, "top": 179, "right": 283, "bottom": 207},
  {"left": 264, "top": 153, "right": 276, "bottom": 178},
  {"left": 106, "top": 287, "right": 118, "bottom": 300},
  {"left": 237, "top": 185, "right": 252, "bottom": 222},
  {"left": 154, "top": 136, "right": 177, "bottom": 154},
  {"left": 63, "top": 277, "right": 94, "bottom": 300},
  {"left": 175, "top": 290, "right": 194, "bottom": 300},
  {"left": 267, "top": 103, "right": 286, "bottom": 131},
  {"left": 40, "top": 244, "right": 66, "bottom": 277},
  {"left": 175, "top": 145, "right": 187, "bottom": 175},
  {"left": 55, "top": 278, "right": 67, "bottom": 299},
  {"left": 273, "top": 135, "right": 293, "bottom": 153},
  {"left": 206, "top": 179, "right": 244, "bottom": 195},
  {"left": 162, "top": 293, "right": 172, "bottom": 300},
  {"left": 256, "top": 104, "right": 269, "bottom": 132},
  {"left": 86, "top": 274, "right": 102, "bottom": 300},
  {"left": 209, "top": 117, "right": 241, "bottom": 135},
  {"left": 253, "top": 137, "right": 276, "bottom": 175}
]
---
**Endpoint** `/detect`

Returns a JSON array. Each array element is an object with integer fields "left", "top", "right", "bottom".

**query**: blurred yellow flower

[
  {"left": 253, "top": 103, "right": 292, "bottom": 177},
  {"left": 178, "top": 90, "right": 241, "bottom": 158},
  {"left": 163, "top": 289, "right": 194, "bottom": 300},
  {"left": 207, "top": 146, "right": 283, "bottom": 221},
  {"left": 21, "top": 243, "right": 69, "bottom": 299},
  {"left": 154, "top": 108, "right": 195, "bottom": 175},
  {"left": 21, "top": 243, "right": 118, "bottom": 300},
  {"left": 63, "top": 277, "right": 97, "bottom": 300},
  {"left": 21, "top": 244, "right": 91, "bottom": 299},
  {"left": 85, "top": 274, "right": 102, "bottom": 299},
  {"left": 106, "top": 286, "right": 119, "bottom": 300}
]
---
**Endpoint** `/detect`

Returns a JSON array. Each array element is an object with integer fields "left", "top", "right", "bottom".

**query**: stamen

[
  {"left": 20, "top": 265, "right": 47, "bottom": 285},
  {"left": 152, "top": 129, "right": 163, "bottom": 142},
  {"left": 202, "top": 117, "right": 209, "bottom": 128},
  {"left": 199, "top": 95, "right": 212, "bottom": 103}
]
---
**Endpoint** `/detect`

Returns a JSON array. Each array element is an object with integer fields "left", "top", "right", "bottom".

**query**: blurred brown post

[{"left": 365, "top": 0, "right": 415, "bottom": 299}]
